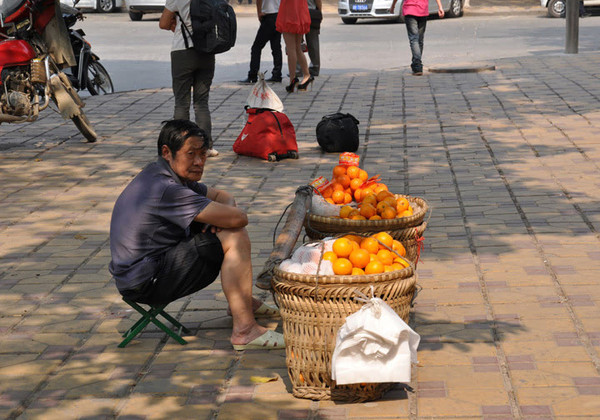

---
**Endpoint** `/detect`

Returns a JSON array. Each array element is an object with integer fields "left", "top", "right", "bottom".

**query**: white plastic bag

[
  {"left": 245, "top": 73, "right": 284, "bottom": 113},
  {"left": 310, "top": 194, "right": 344, "bottom": 217},
  {"left": 331, "top": 289, "right": 420, "bottom": 385}
]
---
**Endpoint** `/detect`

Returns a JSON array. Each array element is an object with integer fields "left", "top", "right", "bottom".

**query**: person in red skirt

[{"left": 276, "top": 0, "right": 313, "bottom": 92}]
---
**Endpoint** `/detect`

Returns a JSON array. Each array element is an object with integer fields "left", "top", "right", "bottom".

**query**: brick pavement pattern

[{"left": 1, "top": 51, "right": 600, "bottom": 418}]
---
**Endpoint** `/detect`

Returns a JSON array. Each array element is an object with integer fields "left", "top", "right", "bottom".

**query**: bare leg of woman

[
  {"left": 283, "top": 32, "right": 297, "bottom": 85},
  {"left": 295, "top": 33, "right": 310, "bottom": 84}
]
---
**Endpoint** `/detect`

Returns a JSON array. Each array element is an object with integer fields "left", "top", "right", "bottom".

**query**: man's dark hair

[{"left": 158, "top": 120, "right": 208, "bottom": 156}]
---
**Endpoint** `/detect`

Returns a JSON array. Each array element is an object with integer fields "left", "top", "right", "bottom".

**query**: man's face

[{"left": 162, "top": 136, "right": 207, "bottom": 182}]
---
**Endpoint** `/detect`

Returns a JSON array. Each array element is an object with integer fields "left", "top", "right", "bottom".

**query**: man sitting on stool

[{"left": 109, "top": 120, "right": 283, "bottom": 351}]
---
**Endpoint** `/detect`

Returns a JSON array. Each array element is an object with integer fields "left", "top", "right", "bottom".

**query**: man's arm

[
  {"left": 389, "top": 0, "right": 398, "bottom": 14},
  {"left": 256, "top": 0, "right": 264, "bottom": 19},
  {"left": 436, "top": 0, "right": 445, "bottom": 17},
  {"left": 193, "top": 187, "right": 248, "bottom": 228},
  {"left": 159, "top": 8, "right": 177, "bottom": 31},
  {"left": 314, "top": 0, "right": 322, "bottom": 11}
]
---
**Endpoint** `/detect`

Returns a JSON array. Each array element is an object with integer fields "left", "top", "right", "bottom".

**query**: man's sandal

[
  {"left": 253, "top": 302, "right": 280, "bottom": 318},
  {"left": 232, "top": 330, "right": 285, "bottom": 351}
]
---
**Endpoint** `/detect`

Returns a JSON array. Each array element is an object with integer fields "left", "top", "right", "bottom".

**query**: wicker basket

[
  {"left": 305, "top": 195, "right": 428, "bottom": 240},
  {"left": 272, "top": 266, "right": 417, "bottom": 402}
]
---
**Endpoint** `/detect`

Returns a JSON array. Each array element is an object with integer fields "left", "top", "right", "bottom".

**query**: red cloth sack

[{"left": 233, "top": 108, "right": 299, "bottom": 161}]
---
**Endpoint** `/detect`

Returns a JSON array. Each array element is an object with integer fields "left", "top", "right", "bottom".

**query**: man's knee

[{"left": 217, "top": 227, "right": 251, "bottom": 254}]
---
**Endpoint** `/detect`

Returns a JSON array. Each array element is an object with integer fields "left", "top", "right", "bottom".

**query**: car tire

[
  {"left": 547, "top": 0, "right": 565, "bottom": 18},
  {"left": 129, "top": 10, "right": 143, "bottom": 21},
  {"left": 447, "top": 0, "right": 463, "bottom": 18},
  {"left": 341, "top": 17, "right": 358, "bottom": 24},
  {"left": 97, "top": 0, "right": 115, "bottom": 13}
]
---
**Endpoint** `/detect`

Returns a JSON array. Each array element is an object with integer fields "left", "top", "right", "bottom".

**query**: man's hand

[
  {"left": 438, "top": 8, "right": 445, "bottom": 18},
  {"left": 202, "top": 224, "right": 222, "bottom": 234},
  {"left": 258, "top": 11, "right": 265, "bottom": 20}
]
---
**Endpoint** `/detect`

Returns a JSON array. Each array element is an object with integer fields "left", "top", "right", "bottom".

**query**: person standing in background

[
  {"left": 159, "top": 0, "right": 220, "bottom": 157},
  {"left": 276, "top": 0, "right": 312, "bottom": 92},
  {"left": 390, "top": 0, "right": 444, "bottom": 76},
  {"left": 305, "top": 0, "right": 322, "bottom": 77},
  {"left": 239, "top": 0, "right": 283, "bottom": 84}
]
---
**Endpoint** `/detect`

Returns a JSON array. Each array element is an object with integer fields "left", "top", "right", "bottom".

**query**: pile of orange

[
  {"left": 323, "top": 232, "right": 410, "bottom": 275},
  {"left": 339, "top": 189, "right": 414, "bottom": 221},
  {"left": 321, "top": 164, "right": 376, "bottom": 205}
]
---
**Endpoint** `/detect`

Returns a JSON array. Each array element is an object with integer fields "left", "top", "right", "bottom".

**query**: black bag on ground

[
  {"left": 316, "top": 113, "right": 360, "bottom": 153},
  {"left": 179, "top": 0, "right": 237, "bottom": 55}
]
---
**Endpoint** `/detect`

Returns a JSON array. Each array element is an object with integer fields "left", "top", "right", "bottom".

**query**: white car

[
  {"left": 61, "top": 0, "right": 124, "bottom": 13},
  {"left": 125, "top": 0, "right": 165, "bottom": 21},
  {"left": 542, "top": 0, "right": 600, "bottom": 18},
  {"left": 337, "top": 0, "right": 463, "bottom": 24}
]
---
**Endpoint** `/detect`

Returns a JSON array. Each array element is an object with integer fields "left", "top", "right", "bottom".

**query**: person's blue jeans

[{"left": 404, "top": 15, "right": 427, "bottom": 73}]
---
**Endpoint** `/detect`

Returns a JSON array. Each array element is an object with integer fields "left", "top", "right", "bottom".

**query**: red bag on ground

[{"left": 233, "top": 107, "right": 299, "bottom": 161}]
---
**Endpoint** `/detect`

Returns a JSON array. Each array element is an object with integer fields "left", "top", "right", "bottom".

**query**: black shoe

[
  {"left": 266, "top": 76, "right": 282, "bottom": 83},
  {"left": 238, "top": 77, "right": 257, "bottom": 85}
]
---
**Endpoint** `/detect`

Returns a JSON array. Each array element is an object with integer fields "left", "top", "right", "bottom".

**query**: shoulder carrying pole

[{"left": 255, "top": 185, "right": 313, "bottom": 290}]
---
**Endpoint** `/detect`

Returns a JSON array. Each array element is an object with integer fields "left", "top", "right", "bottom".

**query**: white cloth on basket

[{"left": 331, "top": 295, "right": 420, "bottom": 385}]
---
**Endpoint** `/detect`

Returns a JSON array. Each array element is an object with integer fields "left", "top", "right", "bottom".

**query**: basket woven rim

[
  {"left": 273, "top": 265, "right": 414, "bottom": 285},
  {"left": 308, "top": 195, "right": 428, "bottom": 228}
]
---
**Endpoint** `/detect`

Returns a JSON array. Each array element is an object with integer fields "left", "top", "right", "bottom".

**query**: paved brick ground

[{"left": 1, "top": 49, "right": 600, "bottom": 419}]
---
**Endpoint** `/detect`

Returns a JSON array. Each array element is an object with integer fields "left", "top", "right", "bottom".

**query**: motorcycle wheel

[
  {"left": 86, "top": 60, "right": 114, "bottom": 95},
  {"left": 72, "top": 112, "right": 97, "bottom": 143}
]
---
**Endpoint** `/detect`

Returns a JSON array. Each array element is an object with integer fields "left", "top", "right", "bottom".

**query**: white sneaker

[{"left": 207, "top": 148, "right": 219, "bottom": 157}]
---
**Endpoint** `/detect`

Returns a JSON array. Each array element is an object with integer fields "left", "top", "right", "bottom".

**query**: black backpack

[
  {"left": 179, "top": 0, "right": 237, "bottom": 55},
  {"left": 316, "top": 113, "right": 360, "bottom": 153}
]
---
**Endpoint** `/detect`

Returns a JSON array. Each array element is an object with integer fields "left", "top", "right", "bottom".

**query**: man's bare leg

[{"left": 216, "top": 227, "right": 269, "bottom": 345}]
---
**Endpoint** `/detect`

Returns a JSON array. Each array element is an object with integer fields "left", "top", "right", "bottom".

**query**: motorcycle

[
  {"left": 0, "top": 0, "right": 97, "bottom": 142},
  {"left": 62, "top": 2, "right": 114, "bottom": 95}
]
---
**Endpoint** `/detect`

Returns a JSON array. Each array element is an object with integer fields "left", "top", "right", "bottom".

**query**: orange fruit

[
  {"left": 396, "top": 197, "right": 410, "bottom": 213},
  {"left": 376, "top": 249, "right": 394, "bottom": 266},
  {"left": 339, "top": 205, "right": 354, "bottom": 219},
  {"left": 360, "top": 237, "right": 380, "bottom": 254},
  {"left": 350, "top": 239, "right": 360, "bottom": 252},
  {"left": 369, "top": 253, "right": 379, "bottom": 262},
  {"left": 359, "top": 203, "right": 377, "bottom": 219},
  {"left": 390, "top": 263, "right": 405, "bottom": 271},
  {"left": 343, "top": 192, "right": 353, "bottom": 204},
  {"left": 381, "top": 206, "right": 397, "bottom": 220},
  {"left": 332, "top": 238, "right": 353, "bottom": 258},
  {"left": 373, "top": 232, "right": 394, "bottom": 250},
  {"left": 332, "top": 258, "right": 353, "bottom": 275},
  {"left": 351, "top": 267, "right": 365, "bottom": 276},
  {"left": 350, "top": 214, "right": 366, "bottom": 220},
  {"left": 344, "top": 234, "right": 363, "bottom": 245},
  {"left": 322, "top": 251, "right": 338, "bottom": 263},
  {"left": 394, "top": 257, "right": 410, "bottom": 268},
  {"left": 332, "top": 165, "right": 347, "bottom": 178},
  {"left": 347, "top": 209, "right": 360, "bottom": 218},
  {"left": 336, "top": 174, "right": 351, "bottom": 189},
  {"left": 376, "top": 190, "right": 394, "bottom": 202},
  {"left": 373, "top": 183, "right": 389, "bottom": 194},
  {"left": 369, "top": 215, "right": 382, "bottom": 221},
  {"left": 392, "top": 240, "right": 406, "bottom": 257},
  {"left": 376, "top": 201, "right": 389, "bottom": 215},
  {"left": 325, "top": 198, "right": 334, "bottom": 204},
  {"left": 332, "top": 190, "right": 345, "bottom": 204},
  {"left": 350, "top": 178, "right": 363, "bottom": 191},
  {"left": 353, "top": 188, "right": 364, "bottom": 202},
  {"left": 397, "top": 209, "right": 413, "bottom": 218},
  {"left": 346, "top": 166, "right": 360, "bottom": 179},
  {"left": 349, "top": 248, "right": 370, "bottom": 269},
  {"left": 331, "top": 182, "right": 344, "bottom": 192},
  {"left": 384, "top": 265, "right": 395, "bottom": 273},
  {"left": 362, "top": 194, "right": 377, "bottom": 207},
  {"left": 382, "top": 196, "right": 397, "bottom": 207},
  {"left": 364, "top": 260, "right": 384, "bottom": 274},
  {"left": 321, "top": 186, "right": 333, "bottom": 199},
  {"left": 358, "top": 169, "right": 369, "bottom": 182}
]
